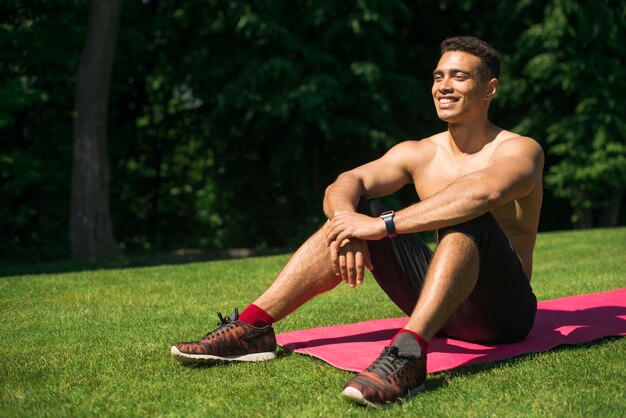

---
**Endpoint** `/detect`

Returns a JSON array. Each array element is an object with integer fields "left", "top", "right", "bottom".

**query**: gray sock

[{"left": 391, "top": 332, "right": 422, "bottom": 358}]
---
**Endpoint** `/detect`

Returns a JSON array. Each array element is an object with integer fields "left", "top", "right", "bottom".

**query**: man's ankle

[
  {"left": 238, "top": 304, "right": 274, "bottom": 328},
  {"left": 390, "top": 329, "right": 429, "bottom": 357}
]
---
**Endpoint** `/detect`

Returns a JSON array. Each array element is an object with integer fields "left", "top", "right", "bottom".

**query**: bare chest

[{"left": 411, "top": 149, "right": 495, "bottom": 199}]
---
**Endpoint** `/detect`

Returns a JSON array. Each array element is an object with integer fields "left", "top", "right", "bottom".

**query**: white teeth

[{"left": 439, "top": 98, "right": 456, "bottom": 104}]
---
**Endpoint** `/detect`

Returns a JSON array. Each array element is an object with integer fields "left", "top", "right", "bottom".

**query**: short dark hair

[{"left": 440, "top": 36, "right": 501, "bottom": 81}]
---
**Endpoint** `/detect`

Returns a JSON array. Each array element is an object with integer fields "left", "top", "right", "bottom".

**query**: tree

[
  {"left": 501, "top": 0, "right": 626, "bottom": 228},
  {"left": 70, "top": 0, "right": 120, "bottom": 258},
  {"left": 0, "top": 1, "right": 86, "bottom": 261},
  {"left": 2, "top": 0, "right": 623, "bottom": 262},
  {"left": 162, "top": 0, "right": 445, "bottom": 248}
]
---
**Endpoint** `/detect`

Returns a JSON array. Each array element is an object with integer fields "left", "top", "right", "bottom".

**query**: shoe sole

[
  {"left": 170, "top": 345, "right": 277, "bottom": 364},
  {"left": 341, "top": 383, "right": 425, "bottom": 409}
]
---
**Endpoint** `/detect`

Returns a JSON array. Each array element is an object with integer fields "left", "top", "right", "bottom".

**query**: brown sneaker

[
  {"left": 341, "top": 346, "right": 426, "bottom": 408},
  {"left": 171, "top": 309, "right": 277, "bottom": 364}
]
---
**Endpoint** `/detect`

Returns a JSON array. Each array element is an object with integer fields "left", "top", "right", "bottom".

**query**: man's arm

[
  {"left": 322, "top": 172, "right": 364, "bottom": 219},
  {"left": 322, "top": 140, "right": 433, "bottom": 286},
  {"left": 326, "top": 137, "right": 544, "bottom": 243},
  {"left": 394, "top": 137, "right": 544, "bottom": 233},
  {"left": 323, "top": 140, "right": 428, "bottom": 218}
]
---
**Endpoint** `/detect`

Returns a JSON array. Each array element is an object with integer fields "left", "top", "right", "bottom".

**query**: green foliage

[
  {"left": 189, "top": 1, "right": 431, "bottom": 247},
  {"left": 500, "top": 0, "right": 626, "bottom": 227},
  {"left": 106, "top": 0, "right": 446, "bottom": 252},
  {"left": 1, "top": 0, "right": 624, "bottom": 261},
  {"left": 0, "top": 1, "right": 86, "bottom": 260}
]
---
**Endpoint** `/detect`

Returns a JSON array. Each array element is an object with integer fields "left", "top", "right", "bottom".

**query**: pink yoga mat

[{"left": 276, "top": 288, "right": 626, "bottom": 373}]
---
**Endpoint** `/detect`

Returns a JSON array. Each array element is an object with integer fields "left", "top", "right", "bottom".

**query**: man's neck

[{"left": 447, "top": 116, "right": 499, "bottom": 155}]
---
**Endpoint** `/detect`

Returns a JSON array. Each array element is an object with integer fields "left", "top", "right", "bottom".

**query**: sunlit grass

[{"left": 1, "top": 228, "right": 624, "bottom": 416}]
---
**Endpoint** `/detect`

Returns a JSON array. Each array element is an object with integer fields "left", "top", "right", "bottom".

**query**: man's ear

[{"left": 486, "top": 78, "right": 499, "bottom": 100}]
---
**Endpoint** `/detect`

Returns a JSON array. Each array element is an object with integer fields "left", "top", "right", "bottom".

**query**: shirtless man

[{"left": 171, "top": 36, "right": 544, "bottom": 408}]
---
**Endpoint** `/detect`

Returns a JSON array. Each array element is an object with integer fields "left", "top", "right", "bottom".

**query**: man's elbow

[
  {"left": 323, "top": 183, "right": 333, "bottom": 200},
  {"left": 326, "top": 172, "right": 360, "bottom": 193},
  {"left": 324, "top": 177, "right": 342, "bottom": 200},
  {"left": 486, "top": 189, "right": 503, "bottom": 206},
  {"left": 323, "top": 172, "right": 350, "bottom": 203},
  {"left": 472, "top": 185, "right": 502, "bottom": 209}
]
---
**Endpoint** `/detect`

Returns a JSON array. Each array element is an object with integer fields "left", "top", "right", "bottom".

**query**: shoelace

[
  {"left": 367, "top": 346, "right": 414, "bottom": 376},
  {"left": 216, "top": 311, "right": 232, "bottom": 327},
  {"left": 203, "top": 308, "right": 239, "bottom": 338}
]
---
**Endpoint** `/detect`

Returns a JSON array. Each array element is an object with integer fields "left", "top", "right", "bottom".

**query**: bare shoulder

[
  {"left": 391, "top": 135, "right": 439, "bottom": 152},
  {"left": 383, "top": 135, "right": 439, "bottom": 165},
  {"left": 492, "top": 132, "right": 544, "bottom": 162}
]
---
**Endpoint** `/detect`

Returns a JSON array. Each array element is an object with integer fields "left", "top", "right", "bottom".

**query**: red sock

[
  {"left": 390, "top": 329, "right": 429, "bottom": 354},
  {"left": 238, "top": 304, "right": 274, "bottom": 327}
]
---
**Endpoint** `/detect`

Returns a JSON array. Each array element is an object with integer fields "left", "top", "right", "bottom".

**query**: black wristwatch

[{"left": 380, "top": 210, "right": 398, "bottom": 238}]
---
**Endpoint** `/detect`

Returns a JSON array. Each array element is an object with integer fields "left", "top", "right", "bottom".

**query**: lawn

[{"left": 1, "top": 228, "right": 625, "bottom": 417}]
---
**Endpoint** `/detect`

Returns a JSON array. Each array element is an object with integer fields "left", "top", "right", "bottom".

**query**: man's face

[{"left": 432, "top": 51, "right": 493, "bottom": 124}]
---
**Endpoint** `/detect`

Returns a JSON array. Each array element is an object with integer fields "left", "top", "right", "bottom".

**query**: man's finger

[
  {"left": 346, "top": 250, "right": 355, "bottom": 287},
  {"left": 335, "top": 231, "right": 352, "bottom": 247},
  {"left": 339, "top": 253, "right": 348, "bottom": 283},
  {"left": 355, "top": 250, "right": 364, "bottom": 285},
  {"left": 363, "top": 242, "right": 374, "bottom": 270},
  {"left": 325, "top": 229, "right": 334, "bottom": 246},
  {"left": 326, "top": 223, "right": 342, "bottom": 246}
]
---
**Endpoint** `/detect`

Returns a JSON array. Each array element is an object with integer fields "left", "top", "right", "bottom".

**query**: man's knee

[{"left": 437, "top": 212, "right": 494, "bottom": 249}]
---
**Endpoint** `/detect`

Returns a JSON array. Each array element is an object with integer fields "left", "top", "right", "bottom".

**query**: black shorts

[{"left": 358, "top": 199, "right": 537, "bottom": 344}]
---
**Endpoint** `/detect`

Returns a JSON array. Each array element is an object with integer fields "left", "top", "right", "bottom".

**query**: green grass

[{"left": 1, "top": 228, "right": 625, "bottom": 417}]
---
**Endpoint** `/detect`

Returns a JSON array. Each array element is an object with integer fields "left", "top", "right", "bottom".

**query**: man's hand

[
  {"left": 328, "top": 236, "right": 373, "bottom": 287},
  {"left": 324, "top": 213, "right": 385, "bottom": 287},
  {"left": 325, "top": 212, "right": 387, "bottom": 246}
]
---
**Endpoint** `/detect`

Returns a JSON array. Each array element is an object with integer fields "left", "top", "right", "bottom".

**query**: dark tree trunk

[{"left": 70, "top": 0, "right": 120, "bottom": 258}]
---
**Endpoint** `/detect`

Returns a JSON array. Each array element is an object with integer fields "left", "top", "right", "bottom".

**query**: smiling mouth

[
  {"left": 438, "top": 97, "right": 459, "bottom": 104},
  {"left": 437, "top": 96, "right": 460, "bottom": 110}
]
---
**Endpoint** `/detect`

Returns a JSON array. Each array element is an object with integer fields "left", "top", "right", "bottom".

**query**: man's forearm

[
  {"left": 394, "top": 176, "right": 496, "bottom": 234},
  {"left": 323, "top": 173, "right": 366, "bottom": 219}
]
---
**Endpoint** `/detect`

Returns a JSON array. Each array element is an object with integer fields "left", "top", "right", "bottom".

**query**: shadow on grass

[
  {"left": 168, "top": 338, "right": 622, "bottom": 405},
  {"left": 425, "top": 336, "right": 623, "bottom": 391},
  {"left": 0, "top": 247, "right": 293, "bottom": 278},
  {"left": 173, "top": 347, "right": 294, "bottom": 370},
  {"left": 190, "top": 337, "right": 622, "bottom": 396}
]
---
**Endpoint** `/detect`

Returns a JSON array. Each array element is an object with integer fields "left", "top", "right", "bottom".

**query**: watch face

[{"left": 381, "top": 210, "right": 394, "bottom": 219}]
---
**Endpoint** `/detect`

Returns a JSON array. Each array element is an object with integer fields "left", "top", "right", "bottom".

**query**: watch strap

[{"left": 380, "top": 210, "right": 398, "bottom": 238}]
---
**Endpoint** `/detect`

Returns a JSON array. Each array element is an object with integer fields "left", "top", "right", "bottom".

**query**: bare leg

[
  {"left": 404, "top": 231, "right": 479, "bottom": 341},
  {"left": 252, "top": 227, "right": 341, "bottom": 321}
]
